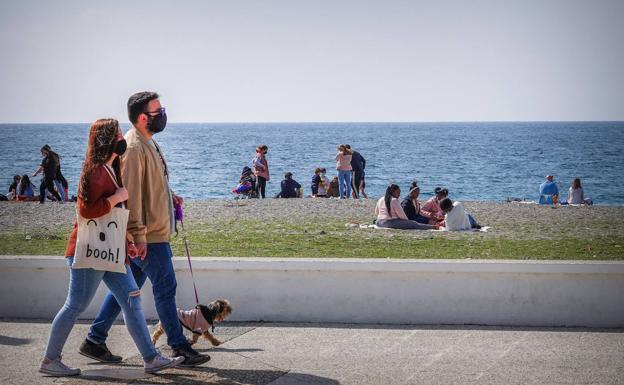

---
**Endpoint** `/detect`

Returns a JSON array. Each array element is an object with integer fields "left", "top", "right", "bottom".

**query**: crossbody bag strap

[{"left": 102, "top": 164, "right": 125, "bottom": 209}]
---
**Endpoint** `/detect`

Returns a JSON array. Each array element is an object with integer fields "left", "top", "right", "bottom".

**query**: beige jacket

[{"left": 121, "top": 128, "right": 173, "bottom": 244}]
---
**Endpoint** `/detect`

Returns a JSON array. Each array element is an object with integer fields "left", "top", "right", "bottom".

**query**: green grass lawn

[{"left": 2, "top": 220, "right": 623, "bottom": 260}]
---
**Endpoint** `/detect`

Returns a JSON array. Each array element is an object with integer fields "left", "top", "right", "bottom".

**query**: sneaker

[
  {"left": 145, "top": 352, "right": 185, "bottom": 374},
  {"left": 78, "top": 339, "right": 122, "bottom": 363},
  {"left": 172, "top": 345, "right": 210, "bottom": 367},
  {"left": 39, "top": 356, "right": 80, "bottom": 377}
]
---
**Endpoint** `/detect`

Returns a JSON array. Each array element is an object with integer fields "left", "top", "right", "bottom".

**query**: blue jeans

[
  {"left": 44, "top": 257, "right": 157, "bottom": 362},
  {"left": 468, "top": 214, "right": 479, "bottom": 228},
  {"left": 338, "top": 170, "right": 352, "bottom": 199},
  {"left": 88, "top": 243, "right": 189, "bottom": 350}
]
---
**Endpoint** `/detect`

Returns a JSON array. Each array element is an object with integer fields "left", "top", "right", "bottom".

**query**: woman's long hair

[
  {"left": 19, "top": 174, "right": 32, "bottom": 195},
  {"left": 338, "top": 144, "right": 353, "bottom": 155},
  {"left": 79, "top": 119, "right": 122, "bottom": 203},
  {"left": 385, "top": 184, "right": 400, "bottom": 217},
  {"left": 572, "top": 178, "right": 582, "bottom": 189}
]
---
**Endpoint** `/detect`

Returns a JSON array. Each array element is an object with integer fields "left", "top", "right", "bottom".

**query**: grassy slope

[{"left": 2, "top": 220, "right": 623, "bottom": 260}]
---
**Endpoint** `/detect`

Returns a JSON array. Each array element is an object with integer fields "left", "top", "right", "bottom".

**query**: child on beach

[
  {"left": 311, "top": 167, "right": 330, "bottom": 197},
  {"left": 7, "top": 175, "right": 20, "bottom": 200},
  {"left": 40, "top": 118, "right": 183, "bottom": 376},
  {"left": 328, "top": 176, "right": 340, "bottom": 198}
]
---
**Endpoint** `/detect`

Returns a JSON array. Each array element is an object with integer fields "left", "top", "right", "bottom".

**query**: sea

[{"left": 1, "top": 122, "right": 623, "bottom": 204}]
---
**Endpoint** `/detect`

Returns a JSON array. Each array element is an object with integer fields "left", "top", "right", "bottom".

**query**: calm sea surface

[{"left": 1, "top": 122, "right": 623, "bottom": 204}]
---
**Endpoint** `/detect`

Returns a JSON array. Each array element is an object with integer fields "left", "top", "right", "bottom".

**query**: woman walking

[
  {"left": 39, "top": 119, "right": 183, "bottom": 376},
  {"left": 252, "top": 145, "right": 270, "bottom": 198},
  {"left": 335, "top": 144, "right": 353, "bottom": 199}
]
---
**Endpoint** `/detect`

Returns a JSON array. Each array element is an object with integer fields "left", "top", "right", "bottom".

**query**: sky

[{"left": 1, "top": 0, "right": 623, "bottom": 123}]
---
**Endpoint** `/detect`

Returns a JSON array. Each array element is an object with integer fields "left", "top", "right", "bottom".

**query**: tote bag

[{"left": 72, "top": 165, "right": 129, "bottom": 273}]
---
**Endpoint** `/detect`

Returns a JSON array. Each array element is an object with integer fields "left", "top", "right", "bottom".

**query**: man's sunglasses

[{"left": 144, "top": 107, "right": 166, "bottom": 117}]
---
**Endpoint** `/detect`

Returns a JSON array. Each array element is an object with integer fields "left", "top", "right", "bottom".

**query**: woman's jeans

[
  {"left": 376, "top": 218, "right": 435, "bottom": 230},
  {"left": 87, "top": 243, "right": 189, "bottom": 350},
  {"left": 44, "top": 257, "right": 157, "bottom": 362},
  {"left": 338, "top": 170, "right": 352, "bottom": 199}
]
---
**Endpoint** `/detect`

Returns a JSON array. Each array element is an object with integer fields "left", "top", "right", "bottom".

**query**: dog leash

[{"left": 176, "top": 203, "right": 200, "bottom": 305}]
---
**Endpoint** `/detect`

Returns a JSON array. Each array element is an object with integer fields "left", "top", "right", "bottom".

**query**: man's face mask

[{"left": 145, "top": 107, "right": 167, "bottom": 133}]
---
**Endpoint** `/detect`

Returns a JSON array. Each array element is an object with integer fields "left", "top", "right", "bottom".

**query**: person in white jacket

[{"left": 440, "top": 198, "right": 481, "bottom": 231}]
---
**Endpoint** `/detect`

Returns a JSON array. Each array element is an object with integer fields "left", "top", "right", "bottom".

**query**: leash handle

[{"left": 183, "top": 236, "right": 200, "bottom": 305}]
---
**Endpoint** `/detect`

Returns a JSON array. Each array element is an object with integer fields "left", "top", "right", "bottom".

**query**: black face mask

[
  {"left": 147, "top": 112, "right": 167, "bottom": 133},
  {"left": 114, "top": 139, "right": 127, "bottom": 156}
]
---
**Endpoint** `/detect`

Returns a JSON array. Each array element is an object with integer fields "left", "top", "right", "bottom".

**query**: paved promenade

[{"left": 0, "top": 320, "right": 622, "bottom": 385}]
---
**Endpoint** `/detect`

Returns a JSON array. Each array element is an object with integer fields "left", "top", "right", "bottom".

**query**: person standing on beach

[
  {"left": 79, "top": 92, "right": 210, "bottom": 367},
  {"left": 39, "top": 118, "right": 183, "bottom": 376},
  {"left": 252, "top": 145, "right": 270, "bottom": 198},
  {"left": 539, "top": 175, "right": 559, "bottom": 204},
  {"left": 335, "top": 144, "right": 353, "bottom": 199},
  {"left": 47, "top": 145, "right": 70, "bottom": 202},
  {"left": 345, "top": 145, "right": 365, "bottom": 199},
  {"left": 33, "top": 145, "right": 63, "bottom": 203}
]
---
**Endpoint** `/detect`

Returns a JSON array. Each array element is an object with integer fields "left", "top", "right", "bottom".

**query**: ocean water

[{"left": 1, "top": 122, "right": 623, "bottom": 204}]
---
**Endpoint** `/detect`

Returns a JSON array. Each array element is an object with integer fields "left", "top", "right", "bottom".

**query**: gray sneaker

[
  {"left": 144, "top": 352, "right": 185, "bottom": 374},
  {"left": 39, "top": 356, "right": 80, "bottom": 377}
]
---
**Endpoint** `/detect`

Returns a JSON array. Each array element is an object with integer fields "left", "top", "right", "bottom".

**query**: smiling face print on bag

[{"left": 84, "top": 219, "right": 122, "bottom": 264}]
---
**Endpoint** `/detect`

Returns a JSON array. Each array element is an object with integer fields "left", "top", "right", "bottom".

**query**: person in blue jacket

[
  {"left": 539, "top": 175, "right": 559, "bottom": 204},
  {"left": 276, "top": 172, "right": 301, "bottom": 198}
]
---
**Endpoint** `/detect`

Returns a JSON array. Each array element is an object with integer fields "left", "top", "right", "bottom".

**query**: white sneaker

[
  {"left": 39, "top": 356, "right": 80, "bottom": 377},
  {"left": 144, "top": 352, "right": 185, "bottom": 374}
]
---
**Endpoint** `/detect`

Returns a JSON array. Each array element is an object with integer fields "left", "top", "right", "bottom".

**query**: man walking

[{"left": 78, "top": 92, "right": 210, "bottom": 366}]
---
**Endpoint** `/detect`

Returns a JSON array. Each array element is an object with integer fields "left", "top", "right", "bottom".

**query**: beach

[{"left": 1, "top": 199, "right": 623, "bottom": 259}]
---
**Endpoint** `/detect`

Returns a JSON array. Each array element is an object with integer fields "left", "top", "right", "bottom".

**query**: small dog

[{"left": 152, "top": 299, "right": 232, "bottom": 347}]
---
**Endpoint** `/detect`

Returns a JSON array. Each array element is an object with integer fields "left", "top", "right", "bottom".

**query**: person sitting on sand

[
  {"left": 17, "top": 174, "right": 37, "bottom": 201},
  {"left": 401, "top": 181, "right": 430, "bottom": 224},
  {"left": 327, "top": 176, "right": 340, "bottom": 198},
  {"left": 568, "top": 178, "right": 585, "bottom": 205},
  {"left": 539, "top": 175, "right": 559, "bottom": 204},
  {"left": 422, "top": 187, "right": 447, "bottom": 226},
  {"left": 276, "top": 172, "right": 302, "bottom": 198},
  {"left": 8, "top": 175, "right": 20, "bottom": 200},
  {"left": 375, "top": 184, "right": 437, "bottom": 230},
  {"left": 311, "top": 168, "right": 330, "bottom": 197},
  {"left": 439, "top": 198, "right": 481, "bottom": 231}
]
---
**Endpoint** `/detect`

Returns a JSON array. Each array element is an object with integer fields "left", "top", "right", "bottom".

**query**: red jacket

[{"left": 65, "top": 166, "right": 117, "bottom": 257}]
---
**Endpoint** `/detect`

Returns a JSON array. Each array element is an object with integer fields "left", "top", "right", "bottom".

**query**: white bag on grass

[{"left": 72, "top": 165, "right": 129, "bottom": 273}]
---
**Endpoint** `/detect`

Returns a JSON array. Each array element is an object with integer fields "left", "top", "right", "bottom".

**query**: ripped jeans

[{"left": 44, "top": 257, "right": 157, "bottom": 362}]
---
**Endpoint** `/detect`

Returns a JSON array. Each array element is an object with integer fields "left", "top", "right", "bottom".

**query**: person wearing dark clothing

[
  {"left": 8, "top": 175, "right": 20, "bottom": 200},
  {"left": 276, "top": 172, "right": 301, "bottom": 198},
  {"left": 33, "top": 145, "right": 62, "bottom": 203},
  {"left": 49, "top": 149, "right": 69, "bottom": 201},
  {"left": 400, "top": 182, "right": 429, "bottom": 224},
  {"left": 345, "top": 145, "right": 366, "bottom": 199}
]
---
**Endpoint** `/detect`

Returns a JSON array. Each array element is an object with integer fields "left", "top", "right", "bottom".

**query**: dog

[{"left": 152, "top": 299, "right": 232, "bottom": 347}]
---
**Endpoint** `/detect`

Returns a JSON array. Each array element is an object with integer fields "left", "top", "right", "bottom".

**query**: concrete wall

[{"left": 1, "top": 256, "right": 623, "bottom": 327}]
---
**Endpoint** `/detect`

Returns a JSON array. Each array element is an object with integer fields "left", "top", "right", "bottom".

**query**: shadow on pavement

[{"left": 0, "top": 335, "right": 32, "bottom": 346}]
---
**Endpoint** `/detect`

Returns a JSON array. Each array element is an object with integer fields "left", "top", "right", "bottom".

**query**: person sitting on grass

[
  {"left": 374, "top": 184, "right": 437, "bottom": 230},
  {"left": 276, "top": 172, "right": 302, "bottom": 198},
  {"left": 439, "top": 197, "right": 481, "bottom": 231},
  {"left": 422, "top": 187, "right": 447, "bottom": 226}
]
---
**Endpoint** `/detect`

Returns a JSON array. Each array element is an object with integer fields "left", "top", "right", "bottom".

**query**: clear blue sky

[{"left": 1, "top": 0, "right": 623, "bottom": 123}]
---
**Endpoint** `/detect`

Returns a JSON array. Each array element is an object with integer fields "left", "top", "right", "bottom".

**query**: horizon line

[{"left": 1, "top": 120, "right": 624, "bottom": 125}]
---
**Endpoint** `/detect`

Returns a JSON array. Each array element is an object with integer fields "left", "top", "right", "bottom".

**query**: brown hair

[
  {"left": 314, "top": 167, "right": 322, "bottom": 174},
  {"left": 338, "top": 144, "right": 353, "bottom": 155},
  {"left": 78, "top": 119, "right": 122, "bottom": 203},
  {"left": 572, "top": 178, "right": 582, "bottom": 189}
]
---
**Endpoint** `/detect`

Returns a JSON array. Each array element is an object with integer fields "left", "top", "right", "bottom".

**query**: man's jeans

[{"left": 88, "top": 242, "right": 189, "bottom": 350}]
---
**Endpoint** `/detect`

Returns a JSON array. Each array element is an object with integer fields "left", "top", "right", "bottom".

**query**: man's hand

[
  {"left": 173, "top": 194, "right": 184, "bottom": 206},
  {"left": 130, "top": 242, "right": 148, "bottom": 261}
]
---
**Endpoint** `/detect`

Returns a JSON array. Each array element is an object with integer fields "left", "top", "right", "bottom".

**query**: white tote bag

[{"left": 72, "top": 165, "right": 129, "bottom": 273}]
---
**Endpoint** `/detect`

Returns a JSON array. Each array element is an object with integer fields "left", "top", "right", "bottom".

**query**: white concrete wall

[{"left": 1, "top": 256, "right": 623, "bottom": 327}]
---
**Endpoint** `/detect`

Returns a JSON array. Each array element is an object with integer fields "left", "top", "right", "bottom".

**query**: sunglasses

[{"left": 144, "top": 107, "right": 166, "bottom": 117}]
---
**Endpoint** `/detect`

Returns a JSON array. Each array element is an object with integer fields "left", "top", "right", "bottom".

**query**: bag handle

[{"left": 102, "top": 165, "right": 126, "bottom": 210}]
